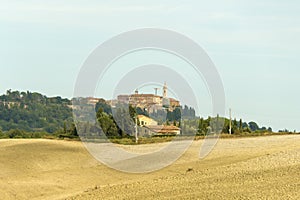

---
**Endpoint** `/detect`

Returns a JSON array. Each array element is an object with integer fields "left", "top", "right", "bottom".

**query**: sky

[{"left": 0, "top": 0, "right": 300, "bottom": 131}]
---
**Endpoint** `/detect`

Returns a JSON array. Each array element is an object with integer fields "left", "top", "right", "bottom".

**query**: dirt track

[{"left": 0, "top": 135, "right": 300, "bottom": 199}]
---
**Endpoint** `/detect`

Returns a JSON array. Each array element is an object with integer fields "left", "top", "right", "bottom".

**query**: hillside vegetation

[
  {"left": 0, "top": 90, "right": 74, "bottom": 137},
  {"left": 0, "top": 90, "right": 294, "bottom": 140}
]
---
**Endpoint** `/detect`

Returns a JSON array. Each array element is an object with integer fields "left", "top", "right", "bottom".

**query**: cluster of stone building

[
  {"left": 85, "top": 83, "right": 181, "bottom": 136},
  {"left": 88, "top": 82, "right": 180, "bottom": 113}
]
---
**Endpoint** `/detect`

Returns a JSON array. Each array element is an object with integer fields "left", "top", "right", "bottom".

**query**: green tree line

[
  {"left": 0, "top": 90, "right": 73, "bottom": 133},
  {"left": 0, "top": 90, "right": 277, "bottom": 139}
]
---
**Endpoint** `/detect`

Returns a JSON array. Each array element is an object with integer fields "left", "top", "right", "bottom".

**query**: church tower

[
  {"left": 163, "top": 82, "right": 167, "bottom": 98},
  {"left": 162, "top": 82, "right": 170, "bottom": 108}
]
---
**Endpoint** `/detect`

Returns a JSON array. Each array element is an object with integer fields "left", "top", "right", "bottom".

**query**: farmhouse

[
  {"left": 137, "top": 115, "right": 158, "bottom": 126},
  {"left": 143, "top": 125, "right": 181, "bottom": 136}
]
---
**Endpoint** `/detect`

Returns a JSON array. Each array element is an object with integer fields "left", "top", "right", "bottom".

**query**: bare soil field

[{"left": 0, "top": 135, "right": 299, "bottom": 200}]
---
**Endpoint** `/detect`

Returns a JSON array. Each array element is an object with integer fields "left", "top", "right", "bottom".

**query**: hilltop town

[
  {"left": 81, "top": 83, "right": 183, "bottom": 137},
  {"left": 86, "top": 82, "right": 180, "bottom": 113}
]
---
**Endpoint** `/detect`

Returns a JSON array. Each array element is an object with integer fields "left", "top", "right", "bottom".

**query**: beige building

[
  {"left": 136, "top": 114, "right": 181, "bottom": 136},
  {"left": 117, "top": 94, "right": 162, "bottom": 108},
  {"left": 137, "top": 115, "right": 158, "bottom": 126},
  {"left": 169, "top": 98, "right": 180, "bottom": 107},
  {"left": 86, "top": 97, "right": 101, "bottom": 105},
  {"left": 116, "top": 82, "right": 180, "bottom": 112}
]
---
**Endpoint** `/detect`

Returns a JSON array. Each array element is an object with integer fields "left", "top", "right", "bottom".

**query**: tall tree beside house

[
  {"left": 113, "top": 107, "right": 136, "bottom": 136},
  {"left": 129, "top": 105, "right": 137, "bottom": 122},
  {"left": 96, "top": 108, "right": 119, "bottom": 137}
]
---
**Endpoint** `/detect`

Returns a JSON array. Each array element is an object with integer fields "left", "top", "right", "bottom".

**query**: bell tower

[{"left": 163, "top": 82, "right": 167, "bottom": 98}]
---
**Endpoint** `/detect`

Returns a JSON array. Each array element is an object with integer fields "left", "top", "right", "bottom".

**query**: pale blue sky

[{"left": 1, "top": 0, "right": 300, "bottom": 131}]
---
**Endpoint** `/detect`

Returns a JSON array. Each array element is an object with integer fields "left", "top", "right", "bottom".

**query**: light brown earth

[{"left": 0, "top": 135, "right": 300, "bottom": 200}]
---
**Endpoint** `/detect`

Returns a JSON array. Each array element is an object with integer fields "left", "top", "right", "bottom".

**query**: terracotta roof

[
  {"left": 169, "top": 98, "right": 179, "bottom": 102},
  {"left": 137, "top": 115, "right": 152, "bottom": 119},
  {"left": 130, "top": 94, "right": 160, "bottom": 97},
  {"left": 144, "top": 125, "right": 180, "bottom": 133}
]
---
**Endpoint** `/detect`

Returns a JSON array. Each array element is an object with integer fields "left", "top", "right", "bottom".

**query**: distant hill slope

[
  {"left": 0, "top": 90, "right": 73, "bottom": 133},
  {"left": 0, "top": 90, "right": 274, "bottom": 135}
]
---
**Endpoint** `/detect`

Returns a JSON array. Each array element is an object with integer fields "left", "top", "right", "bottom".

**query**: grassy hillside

[{"left": 1, "top": 135, "right": 299, "bottom": 199}]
